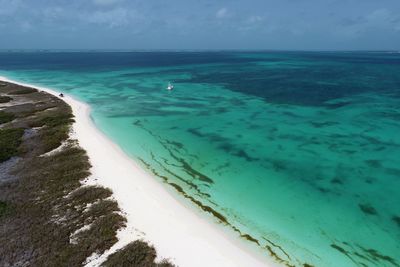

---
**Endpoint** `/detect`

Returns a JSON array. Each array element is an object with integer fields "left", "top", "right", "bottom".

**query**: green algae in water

[{"left": 1, "top": 51, "right": 400, "bottom": 267}]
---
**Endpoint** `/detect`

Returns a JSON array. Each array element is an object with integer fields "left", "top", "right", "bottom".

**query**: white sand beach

[{"left": 0, "top": 76, "right": 275, "bottom": 267}]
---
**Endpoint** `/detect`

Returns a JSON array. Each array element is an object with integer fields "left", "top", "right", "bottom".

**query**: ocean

[{"left": 1, "top": 51, "right": 399, "bottom": 267}]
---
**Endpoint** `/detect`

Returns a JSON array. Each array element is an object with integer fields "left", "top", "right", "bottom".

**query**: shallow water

[{"left": 1, "top": 51, "right": 400, "bottom": 266}]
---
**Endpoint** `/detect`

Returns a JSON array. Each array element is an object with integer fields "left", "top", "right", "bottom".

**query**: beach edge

[{"left": 0, "top": 76, "right": 277, "bottom": 267}]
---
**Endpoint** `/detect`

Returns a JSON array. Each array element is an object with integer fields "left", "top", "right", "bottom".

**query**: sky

[{"left": 0, "top": 0, "right": 399, "bottom": 50}]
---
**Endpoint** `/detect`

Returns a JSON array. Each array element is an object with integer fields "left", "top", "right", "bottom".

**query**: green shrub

[
  {"left": 40, "top": 113, "right": 74, "bottom": 127},
  {"left": 0, "top": 96, "right": 12, "bottom": 103},
  {"left": 0, "top": 83, "right": 174, "bottom": 267},
  {"left": 102, "top": 241, "right": 175, "bottom": 267},
  {"left": 29, "top": 112, "right": 74, "bottom": 152},
  {"left": 0, "top": 201, "right": 9, "bottom": 217},
  {"left": 69, "top": 186, "right": 112, "bottom": 207},
  {"left": 0, "top": 128, "right": 24, "bottom": 162},
  {"left": 0, "top": 111, "right": 15, "bottom": 124},
  {"left": 40, "top": 125, "right": 70, "bottom": 152},
  {"left": 9, "top": 88, "right": 37, "bottom": 95}
]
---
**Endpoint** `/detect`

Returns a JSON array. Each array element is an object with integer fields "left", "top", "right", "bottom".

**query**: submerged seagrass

[{"left": 1, "top": 51, "right": 399, "bottom": 267}]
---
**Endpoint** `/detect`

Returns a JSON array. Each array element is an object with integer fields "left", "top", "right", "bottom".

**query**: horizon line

[{"left": 0, "top": 49, "right": 399, "bottom": 53}]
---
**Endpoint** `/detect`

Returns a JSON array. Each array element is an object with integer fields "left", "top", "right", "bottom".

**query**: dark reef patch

[
  {"left": 135, "top": 124, "right": 215, "bottom": 185},
  {"left": 241, "top": 234, "right": 260, "bottom": 245},
  {"left": 139, "top": 154, "right": 297, "bottom": 267},
  {"left": 330, "top": 178, "right": 343, "bottom": 185},
  {"left": 235, "top": 149, "right": 257, "bottom": 162},
  {"left": 318, "top": 187, "right": 331, "bottom": 194},
  {"left": 165, "top": 139, "right": 184, "bottom": 150},
  {"left": 164, "top": 181, "right": 228, "bottom": 224},
  {"left": 325, "top": 101, "right": 352, "bottom": 109},
  {"left": 212, "top": 162, "right": 231, "bottom": 173},
  {"left": 330, "top": 244, "right": 359, "bottom": 266},
  {"left": 173, "top": 155, "right": 214, "bottom": 184},
  {"left": 359, "top": 246, "right": 399, "bottom": 267},
  {"left": 365, "top": 159, "right": 382, "bottom": 168},
  {"left": 187, "top": 127, "right": 204, "bottom": 137},
  {"left": 392, "top": 216, "right": 400, "bottom": 227},
  {"left": 364, "top": 178, "right": 374, "bottom": 184},
  {"left": 263, "top": 238, "right": 292, "bottom": 262},
  {"left": 331, "top": 244, "right": 348, "bottom": 254},
  {"left": 133, "top": 119, "right": 142, "bottom": 126},
  {"left": 309, "top": 121, "right": 338, "bottom": 128},
  {"left": 385, "top": 168, "right": 400, "bottom": 177},
  {"left": 359, "top": 203, "right": 378, "bottom": 216},
  {"left": 148, "top": 152, "right": 208, "bottom": 195},
  {"left": 269, "top": 159, "right": 287, "bottom": 172},
  {"left": 329, "top": 241, "right": 400, "bottom": 267}
]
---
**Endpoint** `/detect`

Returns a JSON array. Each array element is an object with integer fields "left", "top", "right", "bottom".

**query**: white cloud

[
  {"left": 366, "top": 8, "right": 391, "bottom": 22},
  {"left": 20, "top": 21, "right": 32, "bottom": 32},
  {"left": 41, "top": 7, "right": 64, "bottom": 22},
  {"left": 85, "top": 8, "right": 129, "bottom": 28},
  {"left": 247, "top": 15, "right": 264, "bottom": 24},
  {"left": 0, "top": 0, "right": 22, "bottom": 15},
  {"left": 335, "top": 8, "right": 400, "bottom": 38},
  {"left": 92, "top": 0, "right": 121, "bottom": 6},
  {"left": 238, "top": 15, "right": 265, "bottom": 32},
  {"left": 216, "top": 8, "right": 228, "bottom": 19}
]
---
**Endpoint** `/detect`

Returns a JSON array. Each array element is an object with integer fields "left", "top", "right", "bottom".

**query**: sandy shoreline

[{"left": 0, "top": 76, "right": 275, "bottom": 267}]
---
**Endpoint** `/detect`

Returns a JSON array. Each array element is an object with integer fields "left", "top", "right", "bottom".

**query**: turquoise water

[{"left": 1, "top": 52, "right": 399, "bottom": 266}]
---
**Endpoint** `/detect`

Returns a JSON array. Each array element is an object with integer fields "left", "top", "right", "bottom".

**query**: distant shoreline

[{"left": 0, "top": 76, "right": 274, "bottom": 267}]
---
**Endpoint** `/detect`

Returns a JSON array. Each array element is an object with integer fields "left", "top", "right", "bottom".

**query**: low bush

[
  {"left": 9, "top": 88, "right": 37, "bottom": 95},
  {"left": 0, "top": 201, "right": 9, "bottom": 217},
  {"left": 28, "top": 112, "right": 74, "bottom": 152},
  {"left": 0, "top": 83, "right": 174, "bottom": 267},
  {"left": 40, "top": 124, "right": 70, "bottom": 152},
  {"left": 0, "top": 111, "right": 15, "bottom": 124},
  {"left": 39, "top": 113, "right": 75, "bottom": 128},
  {"left": 0, "top": 128, "right": 24, "bottom": 162},
  {"left": 102, "top": 240, "right": 175, "bottom": 267},
  {"left": 0, "top": 96, "right": 12, "bottom": 103}
]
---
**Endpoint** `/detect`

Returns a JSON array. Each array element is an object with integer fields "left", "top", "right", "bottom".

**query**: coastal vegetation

[
  {"left": 0, "top": 111, "right": 15, "bottom": 124},
  {"left": 8, "top": 87, "right": 37, "bottom": 95},
  {"left": 0, "top": 201, "right": 9, "bottom": 217},
  {"left": 103, "top": 240, "right": 173, "bottom": 267},
  {"left": 0, "top": 96, "right": 12, "bottom": 103},
  {"left": 0, "top": 128, "right": 24, "bottom": 162},
  {"left": 0, "top": 82, "right": 173, "bottom": 267}
]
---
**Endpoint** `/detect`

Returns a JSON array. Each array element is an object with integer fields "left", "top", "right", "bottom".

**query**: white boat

[{"left": 167, "top": 82, "right": 174, "bottom": 90}]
